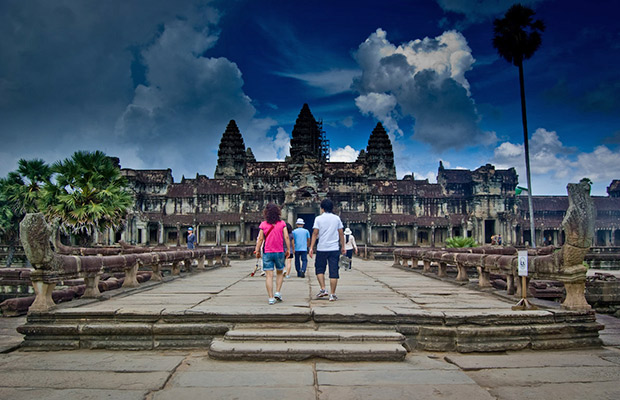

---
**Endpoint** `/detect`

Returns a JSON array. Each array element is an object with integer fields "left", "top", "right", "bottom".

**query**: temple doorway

[
  {"left": 485, "top": 220, "right": 495, "bottom": 244},
  {"left": 296, "top": 213, "right": 316, "bottom": 232}
]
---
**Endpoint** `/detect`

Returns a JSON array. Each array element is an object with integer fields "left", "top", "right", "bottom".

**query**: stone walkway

[{"left": 0, "top": 258, "right": 619, "bottom": 399}]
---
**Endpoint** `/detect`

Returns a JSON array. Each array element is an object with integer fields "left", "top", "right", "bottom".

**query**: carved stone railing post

[
  {"left": 151, "top": 262, "right": 163, "bottom": 281},
  {"left": 82, "top": 273, "right": 102, "bottom": 298},
  {"left": 455, "top": 263, "right": 468, "bottom": 281},
  {"left": 122, "top": 261, "right": 141, "bottom": 288},
  {"left": 29, "top": 271, "right": 57, "bottom": 312},
  {"left": 506, "top": 273, "right": 516, "bottom": 295},
  {"left": 477, "top": 266, "right": 492, "bottom": 288},
  {"left": 392, "top": 252, "right": 402, "bottom": 267},
  {"left": 197, "top": 255, "right": 206, "bottom": 270},
  {"left": 172, "top": 261, "right": 181, "bottom": 275},
  {"left": 438, "top": 262, "right": 447, "bottom": 278},
  {"left": 423, "top": 260, "right": 431, "bottom": 273}
]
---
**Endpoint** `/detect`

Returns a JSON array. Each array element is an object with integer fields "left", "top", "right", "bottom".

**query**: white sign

[{"left": 518, "top": 251, "right": 528, "bottom": 276}]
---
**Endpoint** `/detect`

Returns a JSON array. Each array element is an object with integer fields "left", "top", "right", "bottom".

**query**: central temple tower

[{"left": 289, "top": 103, "right": 329, "bottom": 162}]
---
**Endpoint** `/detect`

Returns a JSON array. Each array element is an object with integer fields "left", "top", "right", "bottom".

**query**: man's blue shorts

[
  {"left": 315, "top": 250, "right": 340, "bottom": 279},
  {"left": 262, "top": 252, "right": 285, "bottom": 271}
]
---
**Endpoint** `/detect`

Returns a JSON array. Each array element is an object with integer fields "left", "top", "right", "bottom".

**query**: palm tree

[
  {"left": 40, "top": 150, "right": 132, "bottom": 245},
  {"left": 493, "top": 4, "right": 545, "bottom": 248},
  {"left": 0, "top": 159, "right": 52, "bottom": 265}
]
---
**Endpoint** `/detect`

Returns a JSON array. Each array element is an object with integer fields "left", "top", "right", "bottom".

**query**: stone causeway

[{"left": 16, "top": 258, "right": 603, "bottom": 360}]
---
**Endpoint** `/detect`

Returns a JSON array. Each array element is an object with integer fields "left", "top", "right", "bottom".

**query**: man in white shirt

[{"left": 309, "top": 199, "right": 345, "bottom": 301}]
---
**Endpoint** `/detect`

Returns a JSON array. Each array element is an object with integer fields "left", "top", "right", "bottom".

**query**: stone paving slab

[
  {"left": 445, "top": 349, "right": 620, "bottom": 370},
  {"left": 0, "top": 350, "right": 185, "bottom": 371},
  {"left": 0, "top": 369, "right": 170, "bottom": 390},
  {"left": 317, "top": 384, "right": 495, "bottom": 400},
  {"left": 151, "top": 387, "right": 317, "bottom": 400},
  {"left": 487, "top": 382, "right": 620, "bottom": 400},
  {"left": 0, "top": 388, "right": 148, "bottom": 400},
  {"left": 465, "top": 365, "right": 620, "bottom": 386}
]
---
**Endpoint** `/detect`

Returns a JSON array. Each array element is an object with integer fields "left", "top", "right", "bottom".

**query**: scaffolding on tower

[{"left": 317, "top": 119, "right": 330, "bottom": 162}]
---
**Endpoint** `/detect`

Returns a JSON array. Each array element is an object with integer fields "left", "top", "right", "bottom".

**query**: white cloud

[
  {"left": 355, "top": 93, "right": 402, "bottom": 136},
  {"left": 352, "top": 28, "right": 494, "bottom": 151},
  {"left": 330, "top": 145, "right": 360, "bottom": 162},
  {"left": 277, "top": 69, "right": 360, "bottom": 95},
  {"left": 572, "top": 146, "right": 620, "bottom": 186},
  {"left": 273, "top": 127, "right": 291, "bottom": 160},
  {"left": 492, "top": 127, "right": 618, "bottom": 195},
  {"left": 415, "top": 170, "right": 438, "bottom": 183}
]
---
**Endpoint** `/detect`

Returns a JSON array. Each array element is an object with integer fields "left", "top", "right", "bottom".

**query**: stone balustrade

[
  {"left": 393, "top": 245, "right": 570, "bottom": 302},
  {"left": 19, "top": 213, "right": 227, "bottom": 313},
  {"left": 394, "top": 179, "right": 596, "bottom": 311}
]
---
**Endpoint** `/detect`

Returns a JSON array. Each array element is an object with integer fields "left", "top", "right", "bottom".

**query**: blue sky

[{"left": 1, "top": 0, "right": 619, "bottom": 195}]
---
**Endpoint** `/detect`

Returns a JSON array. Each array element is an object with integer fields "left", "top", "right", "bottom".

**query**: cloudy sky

[{"left": 1, "top": 0, "right": 619, "bottom": 195}]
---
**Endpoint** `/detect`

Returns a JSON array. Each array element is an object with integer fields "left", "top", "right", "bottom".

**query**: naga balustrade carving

[
  {"left": 19, "top": 213, "right": 226, "bottom": 313},
  {"left": 393, "top": 180, "right": 595, "bottom": 310}
]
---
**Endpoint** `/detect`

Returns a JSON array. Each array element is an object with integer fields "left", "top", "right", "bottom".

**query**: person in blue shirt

[
  {"left": 187, "top": 227, "right": 197, "bottom": 249},
  {"left": 292, "top": 218, "right": 311, "bottom": 278}
]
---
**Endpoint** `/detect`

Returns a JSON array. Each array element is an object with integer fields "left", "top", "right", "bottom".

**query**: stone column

[
  {"left": 240, "top": 217, "right": 246, "bottom": 245},
  {"left": 430, "top": 224, "right": 436, "bottom": 248},
  {"left": 158, "top": 222, "right": 164, "bottom": 245},
  {"left": 176, "top": 223, "right": 181, "bottom": 247},
  {"left": 390, "top": 222, "right": 396, "bottom": 246},
  {"left": 216, "top": 222, "right": 221, "bottom": 246},
  {"left": 413, "top": 225, "right": 418, "bottom": 246}
]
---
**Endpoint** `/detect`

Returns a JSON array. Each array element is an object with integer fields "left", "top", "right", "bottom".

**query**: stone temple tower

[
  {"left": 365, "top": 122, "right": 396, "bottom": 179},
  {"left": 289, "top": 104, "right": 327, "bottom": 162},
  {"left": 214, "top": 120, "right": 247, "bottom": 179}
]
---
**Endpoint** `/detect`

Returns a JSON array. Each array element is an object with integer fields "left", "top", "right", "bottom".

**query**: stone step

[
  {"left": 224, "top": 328, "right": 406, "bottom": 342},
  {"left": 209, "top": 338, "right": 408, "bottom": 361}
]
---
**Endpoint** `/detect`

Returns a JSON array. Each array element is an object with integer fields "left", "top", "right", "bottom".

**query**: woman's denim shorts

[{"left": 262, "top": 252, "right": 285, "bottom": 271}]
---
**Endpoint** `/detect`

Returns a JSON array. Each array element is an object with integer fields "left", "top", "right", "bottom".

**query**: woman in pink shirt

[{"left": 255, "top": 203, "right": 291, "bottom": 305}]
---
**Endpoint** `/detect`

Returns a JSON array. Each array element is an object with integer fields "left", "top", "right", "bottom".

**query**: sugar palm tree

[
  {"left": 40, "top": 150, "right": 132, "bottom": 245},
  {"left": 493, "top": 4, "right": 545, "bottom": 248}
]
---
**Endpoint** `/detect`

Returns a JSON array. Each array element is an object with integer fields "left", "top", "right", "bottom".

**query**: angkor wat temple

[{"left": 119, "top": 104, "right": 620, "bottom": 249}]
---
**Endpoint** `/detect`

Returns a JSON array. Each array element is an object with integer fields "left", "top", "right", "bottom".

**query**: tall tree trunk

[{"left": 518, "top": 61, "right": 536, "bottom": 248}]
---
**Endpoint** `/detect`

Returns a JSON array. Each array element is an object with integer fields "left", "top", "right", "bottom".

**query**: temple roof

[{"left": 121, "top": 169, "right": 173, "bottom": 184}]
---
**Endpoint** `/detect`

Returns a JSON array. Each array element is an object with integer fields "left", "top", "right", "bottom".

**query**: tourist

[
  {"left": 309, "top": 199, "right": 345, "bottom": 301},
  {"left": 187, "top": 227, "right": 196, "bottom": 249},
  {"left": 292, "top": 218, "right": 310, "bottom": 277},
  {"left": 284, "top": 222, "right": 294, "bottom": 278},
  {"left": 343, "top": 227, "right": 358, "bottom": 270},
  {"left": 498, "top": 234, "right": 503, "bottom": 245},
  {"left": 255, "top": 203, "right": 291, "bottom": 305}
]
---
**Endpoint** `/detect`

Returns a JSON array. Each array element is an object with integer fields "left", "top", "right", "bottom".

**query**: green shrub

[{"left": 445, "top": 236, "right": 478, "bottom": 248}]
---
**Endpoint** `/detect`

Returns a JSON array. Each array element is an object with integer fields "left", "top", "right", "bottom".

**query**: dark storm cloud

[
  {"left": 0, "top": 0, "right": 211, "bottom": 174},
  {"left": 0, "top": 0, "right": 282, "bottom": 180}
]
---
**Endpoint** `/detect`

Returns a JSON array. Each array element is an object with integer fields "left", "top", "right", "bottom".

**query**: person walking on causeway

[
  {"left": 343, "top": 227, "right": 358, "bottom": 270},
  {"left": 309, "top": 199, "right": 345, "bottom": 301},
  {"left": 292, "top": 218, "right": 311, "bottom": 278},
  {"left": 284, "top": 222, "right": 294, "bottom": 278},
  {"left": 186, "top": 227, "right": 196, "bottom": 249},
  {"left": 255, "top": 203, "right": 291, "bottom": 305}
]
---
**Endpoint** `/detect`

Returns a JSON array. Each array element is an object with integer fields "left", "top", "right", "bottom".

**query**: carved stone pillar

[
  {"left": 122, "top": 262, "right": 140, "bottom": 288},
  {"left": 216, "top": 222, "right": 222, "bottom": 246}
]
